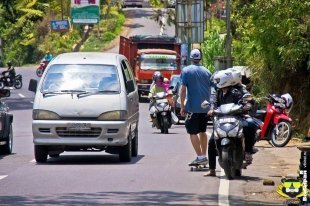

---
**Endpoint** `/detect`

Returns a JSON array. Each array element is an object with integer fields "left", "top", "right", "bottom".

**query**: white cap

[{"left": 190, "top": 49, "right": 201, "bottom": 60}]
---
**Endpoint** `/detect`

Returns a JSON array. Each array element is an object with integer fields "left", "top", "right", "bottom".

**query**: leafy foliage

[{"left": 231, "top": 0, "right": 310, "bottom": 134}]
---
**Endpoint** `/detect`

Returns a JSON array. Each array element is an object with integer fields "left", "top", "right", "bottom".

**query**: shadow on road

[
  {"left": 35, "top": 154, "right": 144, "bottom": 165},
  {"left": 5, "top": 97, "right": 33, "bottom": 110}
]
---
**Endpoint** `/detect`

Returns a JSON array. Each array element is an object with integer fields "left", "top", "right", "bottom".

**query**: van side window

[{"left": 121, "top": 60, "right": 135, "bottom": 93}]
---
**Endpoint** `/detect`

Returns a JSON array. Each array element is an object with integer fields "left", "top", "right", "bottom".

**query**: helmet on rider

[
  {"left": 190, "top": 49, "right": 201, "bottom": 61},
  {"left": 213, "top": 69, "right": 237, "bottom": 88},
  {"left": 153, "top": 71, "right": 164, "bottom": 86},
  {"left": 227, "top": 68, "right": 242, "bottom": 85},
  {"left": 281, "top": 93, "right": 293, "bottom": 110},
  {"left": 7, "top": 61, "right": 12, "bottom": 67}
]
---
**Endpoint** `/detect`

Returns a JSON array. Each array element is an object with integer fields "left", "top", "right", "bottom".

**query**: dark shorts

[{"left": 185, "top": 113, "right": 209, "bottom": 135}]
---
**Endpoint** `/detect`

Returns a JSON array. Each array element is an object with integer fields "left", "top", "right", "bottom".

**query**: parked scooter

[
  {"left": 203, "top": 94, "right": 250, "bottom": 179},
  {"left": 253, "top": 93, "right": 293, "bottom": 147},
  {"left": 0, "top": 72, "right": 22, "bottom": 89},
  {"left": 36, "top": 60, "right": 49, "bottom": 77},
  {"left": 149, "top": 91, "right": 178, "bottom": 134}
]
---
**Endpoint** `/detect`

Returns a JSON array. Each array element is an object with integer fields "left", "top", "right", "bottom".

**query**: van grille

[{"left": 56, "top": 127, "right": 102, "bottom": 137}]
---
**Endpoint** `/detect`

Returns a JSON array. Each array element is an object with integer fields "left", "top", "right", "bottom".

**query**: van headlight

[
  {"left": 98, "top": 111, "right": 128, "bottom": 121},
  {"left": 33, "top": 109, "right": 61, "bottom": 120}
]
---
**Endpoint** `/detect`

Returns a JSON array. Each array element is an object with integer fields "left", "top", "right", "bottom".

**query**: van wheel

[
  {"left": 132, "top": 128, "right": 138, "bottom": 157},
  {"left": 35, "top": 145, "right": 48, "bottom": 163},
  {"left": 0, "top": 124, "right": 13, "bottom": 155},
  {"left": 119, "top": 133, "right": 132, "bottom": 162}
]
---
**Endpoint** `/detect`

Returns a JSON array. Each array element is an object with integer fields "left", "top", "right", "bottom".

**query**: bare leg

[
  {"left": 199, "top": 132, "right": 208, "bottom": 156},
  {"left": 190, "top": 134, "right": 203, "bottom": 156}
]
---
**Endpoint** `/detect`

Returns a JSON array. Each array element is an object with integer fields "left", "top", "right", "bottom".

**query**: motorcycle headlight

[
  {"left": 228, "top": 125, "right": 240, "bottom": 137},
  {"left": 33, "top": 109, "right": 61, "bottom": 120},
  {"left": 216, "top": 127, "right": 227, "bottom": 138},
  {"left": 98, "top": 110, "right": 128, "bottom": 121}
]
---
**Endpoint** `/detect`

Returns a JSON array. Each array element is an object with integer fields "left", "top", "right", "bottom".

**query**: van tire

[
  {"left": 119, "top": 133, "right": 132, "bottom": 162},
  {"left": 132, "top": 128, "right": 138, "bottom": 157},
  {"left": 35, "top": 145, "right": 48, "bottom": 163}
]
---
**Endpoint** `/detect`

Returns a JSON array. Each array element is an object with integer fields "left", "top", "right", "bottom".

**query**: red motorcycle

[
  {"left": 253, "top": 93, "right": 293, "bottom": 147},
  {"left": 36, "top": 60, "right": 49, "bottom": 77}
]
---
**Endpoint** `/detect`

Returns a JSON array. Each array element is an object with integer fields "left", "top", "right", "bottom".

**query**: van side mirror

[
  {"left": 0, "top": 89, "right": 10, "bottom": 98},
  {"left": 28, "top": 79, "right": 38, "bottom": 93},
  {"left": 126, "top": 80, "right": 135, "bottom": 93}
]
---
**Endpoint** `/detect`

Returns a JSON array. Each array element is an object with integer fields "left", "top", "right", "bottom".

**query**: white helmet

[
  {"left": 281, "top": 93, "right": 293, "bottom": 110},
  {"left": 213, "top": 68, "right": 240, "bottom": 88},
  {"left": 190, "top": 49, "right": 201, "bottom": 60},
  {"left": 213, "top": 70, "right": 233, "bottom": 88},
  {"left": 227, "top": 68, "right": 242, "bottom": 85}
]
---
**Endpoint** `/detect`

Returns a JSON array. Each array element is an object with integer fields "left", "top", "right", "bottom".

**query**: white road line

[
  {"left": 218, "top": 168, "right": 230, "bottom": 206},
  {"left": 30, "top": 101, "right": 34, "bottom": 104},
  {"left": 30, "top": 159, "right": 36, "bottom": 163},
  {"left": 0, "top": 175, "right": 8, "bottom": 180},
  {"left": 18, "top": 93, "right": 25, "bottom": 98}
]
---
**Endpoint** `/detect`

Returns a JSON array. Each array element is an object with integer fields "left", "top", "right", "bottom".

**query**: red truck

[{"left": 119, "top": 35, "right": 182, "bottom": 97}]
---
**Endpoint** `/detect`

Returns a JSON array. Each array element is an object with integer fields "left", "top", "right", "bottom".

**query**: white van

[{"left": 29, "top": 52, "right": 139, "bottom": 163}]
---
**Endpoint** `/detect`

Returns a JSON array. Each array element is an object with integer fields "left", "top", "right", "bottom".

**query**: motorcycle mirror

[{"left": 201, "top": 100, "right": 210, "bottom": 109}]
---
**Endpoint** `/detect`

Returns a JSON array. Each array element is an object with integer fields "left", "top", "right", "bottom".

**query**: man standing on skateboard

[{"left": 180, "top": 48, "right": 212, "bottom": 166}]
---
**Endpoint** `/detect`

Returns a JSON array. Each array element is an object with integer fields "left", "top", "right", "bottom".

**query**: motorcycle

[
  {"left": 253, "top": 94, "right": 293, "bottom": 147},
  {"left": 203, "top": 94, "right": 250, "bottom": 179},
  {"left": 0, "top": 72, "right": 22, "bottom": 89},
  {"left": 149, "top": 91, "right": 178, "bottom": 134},
  {"left": 36, "top": 60, "right": 49, "bottom": 77}
]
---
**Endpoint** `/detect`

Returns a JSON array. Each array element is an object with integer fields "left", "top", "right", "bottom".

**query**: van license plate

[{"left": 67, "top": 123, "right": 91, "bottom": 131}]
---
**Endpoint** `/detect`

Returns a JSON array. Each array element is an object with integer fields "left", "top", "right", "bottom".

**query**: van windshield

[
  {"left": 140, "top": 54, "right": 177, "bottom": 71},
  {"left": 41, "top": 64, "right": 120, "bottom": 93}
]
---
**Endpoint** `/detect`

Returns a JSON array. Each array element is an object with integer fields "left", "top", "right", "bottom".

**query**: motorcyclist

[
  {"left": 2, "top": 61, "right": 16, "bottom": 83},
  {"left": 148, "top": 71, "right": 172, "bottom": 123},
  {"left": 43, "top": 51, "right": 54, "bottom": 62},
  {"left": 205, "top": 68, "right": 257, "bottom": 177}
]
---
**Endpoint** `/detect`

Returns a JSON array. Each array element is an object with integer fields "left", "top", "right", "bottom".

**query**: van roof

[{"left": 50, "top": 52, "right": 122, "bottom": 65}]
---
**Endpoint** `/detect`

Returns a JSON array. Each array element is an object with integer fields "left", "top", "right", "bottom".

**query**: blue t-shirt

[{"left": 181, "top": 64, "right": 212, "bottom": 113}]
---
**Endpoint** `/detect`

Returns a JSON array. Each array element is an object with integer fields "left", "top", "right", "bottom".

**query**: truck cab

[{"left": 119, "top": 35, "right": 181, "bottom": 98}]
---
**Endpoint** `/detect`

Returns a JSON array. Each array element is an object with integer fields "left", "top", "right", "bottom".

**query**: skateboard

[{"left": 189, "top": 163, "right": 208, "bottom": 171}]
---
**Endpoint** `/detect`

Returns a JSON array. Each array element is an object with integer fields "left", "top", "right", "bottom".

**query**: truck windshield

[
  {"left": 41, "top": 64, "right": 120, "bottom": 93},
  {"left": 140, "top": 54, "right": 177, "bottom": 71}
]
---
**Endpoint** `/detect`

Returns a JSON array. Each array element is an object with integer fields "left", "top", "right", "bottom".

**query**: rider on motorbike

[
  {"left": 43, "top": 51, "right": 54, "bottom": 62},
  {"left": 205, "top": 68, "right": 257, "bottom": 177},
  {"left": 148, "top": 72, "right": 167, "bottom": 120},
  {"left": 2, "top": 61, "right": 16, "bottom": 83}
]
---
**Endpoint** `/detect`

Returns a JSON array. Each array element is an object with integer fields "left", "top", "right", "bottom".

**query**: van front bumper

[{"left": 32, "top": 120, "right": 130, "bottom": 146}]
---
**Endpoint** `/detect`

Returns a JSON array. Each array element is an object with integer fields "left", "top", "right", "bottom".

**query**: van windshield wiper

[
  {"left": 77, "top": 90, "right": 119, "bottom": 98},
  {"left": 43, "top": 90, "right": 88, "bottom": 97}
]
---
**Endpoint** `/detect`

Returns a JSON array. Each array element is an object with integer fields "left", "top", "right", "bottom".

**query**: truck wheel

[
  {"left": 0, "top": 124, "right": 13, "bottom": 155},
  {"left": 132, "top": 127, "right": 138, "bottom": 157},
  {"left": 119, "top": 133, "right": 132, "bottom": 162},
  {"left": 34, "top": 145, "right": 48, "bottom": 163}
]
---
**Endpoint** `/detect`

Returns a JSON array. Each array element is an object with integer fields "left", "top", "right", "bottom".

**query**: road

[{"left": 0, "top": 7, "right": 299, "bottom": 206}]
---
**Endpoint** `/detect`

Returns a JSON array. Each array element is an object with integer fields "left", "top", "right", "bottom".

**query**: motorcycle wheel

[
  {"left": 36, "top": 69, "right": 43, "bottom": 77},
  {"left": 14, "top": 79, "right": 22, "bottom": 89},
  {"left": 0, "top": 82, "right": 4, "bottom": 89},
  {"left": 162, "top": 116, "right": 169, "bottom": 134},
  {"left": 270, "top": 120, "right": 292, "bottom": 147},
  {"left": 222, "top": 147, "right": 235, "bottom": 180}
]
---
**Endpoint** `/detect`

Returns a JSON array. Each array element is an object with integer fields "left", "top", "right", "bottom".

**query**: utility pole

[
  {"left": 61, "top": 0, "right": 64, "bottom": 20},
  {"left": 225, "top": 0, "right": 232, "bottom": 68}
]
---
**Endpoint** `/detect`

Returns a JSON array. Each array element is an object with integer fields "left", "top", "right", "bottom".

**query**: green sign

[{"left": 71, "top": 0, "right": 100, "bottom": 24}]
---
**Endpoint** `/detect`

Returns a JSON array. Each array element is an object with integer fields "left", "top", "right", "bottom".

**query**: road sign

[
  {"left": 71, "top": 0, "right": 100, "bottom": 24},
  {"left": 175, "top": 0, "right": 205, "bottom": 43},
  {"left": 51, "top": 20, "right": 70, "bottom": 32}
]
